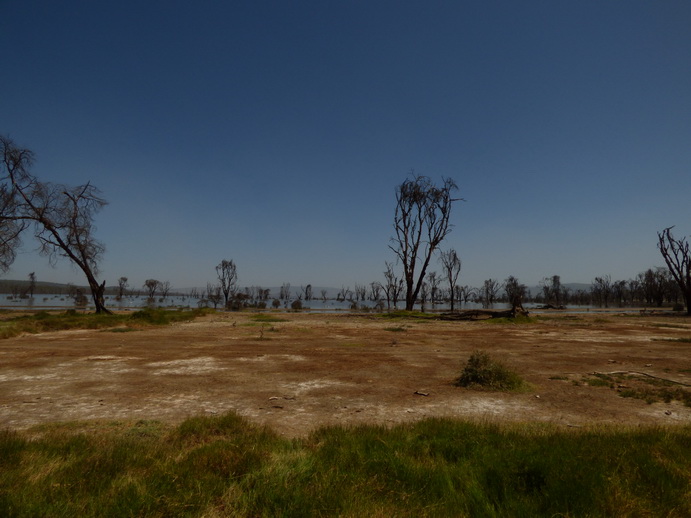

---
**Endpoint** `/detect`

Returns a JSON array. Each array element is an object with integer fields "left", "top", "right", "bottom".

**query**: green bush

[{"left": 455, "top": 351, "right": 525, "bottom": 391}]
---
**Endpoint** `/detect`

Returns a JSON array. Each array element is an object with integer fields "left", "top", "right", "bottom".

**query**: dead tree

[
  {"left": 591, "top": 275, "right": 612, "bottom": 308},
  {"left": 144, "top": 279, "right": 160, "bottom": 299},
  {"left": 27, "top": 272, "right": 36, "bottom": 298},
  {"left": 389, "top": 174, "right": 460, "bottom": 311},
  {"left": 480, "top": 279, "right": 501, "bottom": 308},
  {"left": 439, "top": 249, "right": 461, "bottom": 311},
  {"left": 383, "top": 261, "right": 404, "bottom": 310},
  {"left": 504, "top": 275, "right": 527, "bottom": 313},
  {"left": 206, "top": 283, "right": 223, "bottom": 309},
  {"left": 159, "top": 281, "right": 171, "bottom": 299},
  {"left": 0, "top": 136, "right": 31, "bottom": 272},
  {"left": 216, "top": 259, "right": 238, "bottom": 307},
  {"left": 2, "top": 137, "right": 111, "bottom": 313},
  {"left": 658, "top": 226, "right": 691, "bottom": 315},
  {"left": 116, "top": 277, "right": 129, "bottom": 300}
]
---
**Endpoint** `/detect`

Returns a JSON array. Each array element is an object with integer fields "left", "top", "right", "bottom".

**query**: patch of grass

[
  {"left": 378, "top": 310, "right": 437, "bottom": 321},
  {"left": 584, "top": 374, "right": 614, "bottom": 388},
  {"left": 383, "top": 326, "right": 406, "bottom": 332},
  {"left": 580, "top": 372, "right": 691, "bottom": 407},
  {"left": 0, "top": 307, "right": 212, "bottom": 339},
  {"left": 484, "top": 315, "right": 538, "bottom": 325},
  {"left": 129, "top": 307, "right": 210, "bottom": 325},
  {"left": 455, "top": 351, "right": 527, "bottom": 391},
  {"left": 250, "top": 314, "right": 289, "bottom": 323},
  {"left": 1, "top": 414, "right": 689, "bottom": 517}
]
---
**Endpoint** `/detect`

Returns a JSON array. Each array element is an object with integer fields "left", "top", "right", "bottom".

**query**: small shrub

[
  {"left": 455, "top": 351, "right": 525, "bottom": 391},
  {"left": 291, "top": 299, "right": 303, "bottom": 311}
]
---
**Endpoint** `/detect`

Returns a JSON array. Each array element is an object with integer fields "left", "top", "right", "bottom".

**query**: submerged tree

[
  {"left": 390, "top": 174, "right": 460, "bottom": 311},
  {"left": 27, "top": 272, "right": 36, "bottom": 298},
  {"left": 439, "top": 249, "right": 462, "bottom": 311},
  {"left": 117, "top": 276, "right": 129, "bottom": 300},
  {"left": 383, "top": 261, "right": 404, "bottom": 310},
  {"left": 216, "top": 259, "right": 238, "bottom": 308},
  {"left": 1, "top": 135, "right": 111, "bottom": 313},
  {"left": 480, "top": 278, "right": 502, "bottom": 308},
  {"left": 504, "top": 275, "right": 526, "bottom": 311},
  {"left": 658, "top": 226, "right": 691, "bottom": 314},
  {"left": 144, "top": 279, "right": 160, "bottom": 299}
]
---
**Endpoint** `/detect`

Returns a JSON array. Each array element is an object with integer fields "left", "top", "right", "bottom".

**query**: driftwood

[
  {"left": 440, "top": 305, "right": 530, "bottom": 321},
  {"left": 537, "top": 304, "right": 566, "bottom": 310}
]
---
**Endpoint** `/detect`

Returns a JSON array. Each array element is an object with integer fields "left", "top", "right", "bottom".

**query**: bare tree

[
  {"left": 354, "top": 283, "right": 367, "bottom": 301},
  {"left": 383, "top": 261, "right": 404, "bottom": 310},
  {"left": 457, "top": 285, "right": 475, "bottom": 306},
  {"left": 369, "top": 282, "right": 382, "bottom": 302},
  {"left": 2, "top": 136, "right": 111, "bottom": 313},
  {"left": 439, "top": 249, "right": 462, "bottom": 311},
  {"left": 117, "top": 277, "right": 129, "bottom": 300},
  {"left": 658, "top": 226, "right": 691, "bottom": 314},
  {"left": 337, "top": 286, "right": 352, "bottom": 302},
  {"left": 216, "top": 259, "right": 238, "bottom": 308},
  {"left": 389, "top": 174, "right": 460, "bottom": 311},
  {"left": 591, "top": 275, "right": 613, "bottom": 308},
  {"left": 320, "top": 289, "right": 328, "bottom": 302},
  {"left": 206, "top": 282, "right": 222, "bottom": 309},
  {"left": 426, "top": 271, "right": 441, "bottom": 306},
  {"left": 480, "top": 279, "right": 501, "bottom": 308},
  {"left": 144, "top": 279, "right": 160, "bottom": 299},
  {"left": 302, "top": 284, "right": 313, "bottom": 301},
  {"left": 540, "top": 275, "right": 565, "bottom": 307},
  {"left": 504, "top": 275, "right": 526, "bottom": 311},
  {"left": 0, "top": 136, "right": 31, "bottom": 272},
  {"left": 280, "top": 283, "right": 291, "bottom": 301},
  {"left": 159, "top": 281, "right": 171, "bottom": 299},
  {"left": 27, "top": 272, "right": 36, "bottom": 298}
]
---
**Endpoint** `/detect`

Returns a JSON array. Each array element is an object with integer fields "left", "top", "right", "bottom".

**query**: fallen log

[{"left": 440, "top": 306, "right": 529, "bottom": 321}]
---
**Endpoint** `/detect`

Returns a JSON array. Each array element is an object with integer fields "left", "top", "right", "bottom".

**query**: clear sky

[{"left": 1, "top": 1, "right": 690, "bottom": 291}]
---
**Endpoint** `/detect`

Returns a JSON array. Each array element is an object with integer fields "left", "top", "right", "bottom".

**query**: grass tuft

[{"left": 455, "top": 351, "right": 526, "bottom": 391}]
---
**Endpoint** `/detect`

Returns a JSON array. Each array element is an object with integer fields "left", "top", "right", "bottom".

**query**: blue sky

[{"left": 1, "top": 1, "right": 690, "bottom": 291}]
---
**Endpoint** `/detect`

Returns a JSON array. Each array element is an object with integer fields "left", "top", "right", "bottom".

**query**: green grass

[
  {"left": 580, "top": 372, "right": 691, "bottom": 407},
  {"left": 0, "top": 307, "right": 212, "bottom": 339},
  {"left": 484, "top": 315, "right": 538, "bottom": 325},
  {"left": 1, "top": 413, "right": 689, "bottom": 517}
]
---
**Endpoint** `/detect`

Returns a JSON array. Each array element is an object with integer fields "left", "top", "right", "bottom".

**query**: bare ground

[{"left": 0, "top": 311, "right": 689, "bottom": 437}]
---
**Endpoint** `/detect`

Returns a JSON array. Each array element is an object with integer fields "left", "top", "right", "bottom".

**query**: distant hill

[{"left": 0, "top": 279, "right": 123, "bottom": 296}]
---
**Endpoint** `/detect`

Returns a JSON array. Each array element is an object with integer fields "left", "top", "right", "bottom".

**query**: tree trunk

[{"left": 87, "top": 276, "right": 111, "bottom": 314}]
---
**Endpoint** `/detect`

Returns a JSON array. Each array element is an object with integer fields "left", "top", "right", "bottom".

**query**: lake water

[{"left": 1, "top": 293, "right": 519, "bottom": 313}]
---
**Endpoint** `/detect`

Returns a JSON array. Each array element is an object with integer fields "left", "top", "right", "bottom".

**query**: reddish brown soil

[{"left": 1, "top": 312, "right": 689, "bottom": 437}]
